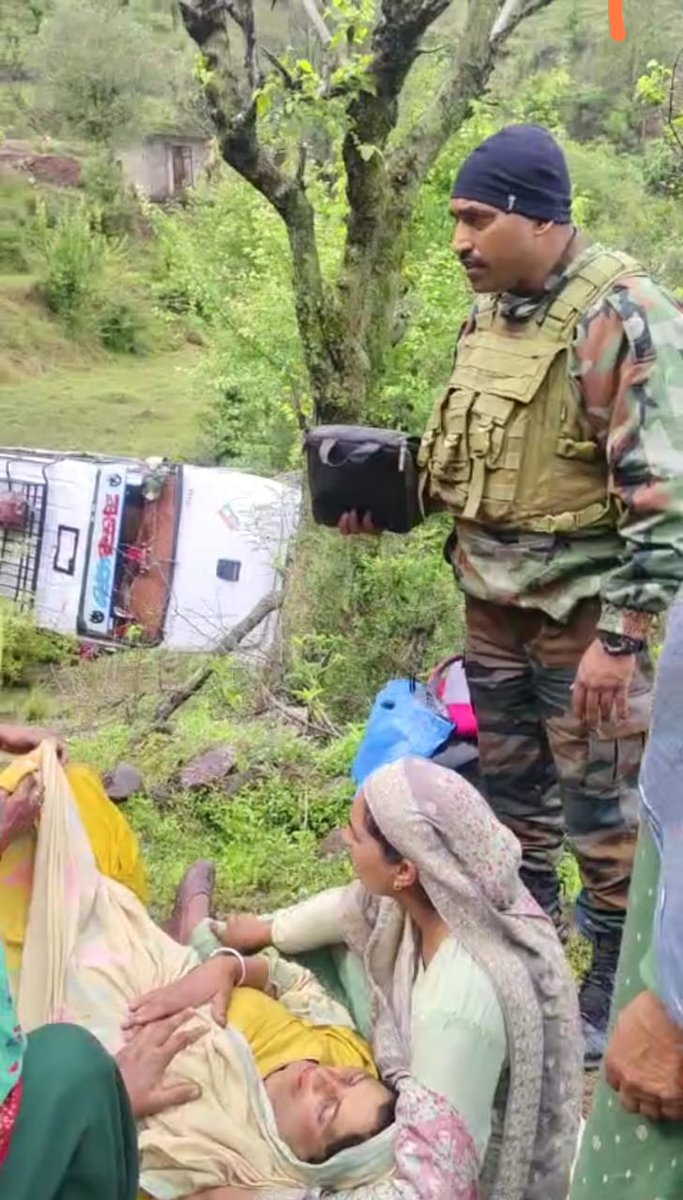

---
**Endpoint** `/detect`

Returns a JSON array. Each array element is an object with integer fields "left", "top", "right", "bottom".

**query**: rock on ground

[
  {"left": 179, "top": 745, "right": 238, "bottom": 791},
  {"left": 103, "top": 763, "right": 144, "bottom": 803}
]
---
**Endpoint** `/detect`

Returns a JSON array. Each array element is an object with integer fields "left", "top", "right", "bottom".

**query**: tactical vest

[{"left": 418, "top": 246, "right": 646, "bottom": 534}]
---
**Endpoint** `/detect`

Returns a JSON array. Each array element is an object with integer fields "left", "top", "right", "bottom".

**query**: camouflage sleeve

[{"left": 572, "top": 274, "right": 683, "bottom": 640}]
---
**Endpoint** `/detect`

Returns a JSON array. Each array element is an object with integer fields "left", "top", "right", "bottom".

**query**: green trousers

[
  {"left": 570, "top": 824, "right": 683, "bottom": 1199},
  {"left": 1, "top": 1023, "right": 139, "bottom": 1200}
]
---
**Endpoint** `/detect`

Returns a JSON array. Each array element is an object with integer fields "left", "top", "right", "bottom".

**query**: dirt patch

[{"left": 0, "top": 141, "right": 81, "bottom": 188}]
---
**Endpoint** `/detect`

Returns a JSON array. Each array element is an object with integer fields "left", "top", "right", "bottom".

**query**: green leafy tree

[
  {"left": 178, "top": 0, "right": 555, "bottom": 423},
  {"left": 33, "top": 0, "right": 166, "bottom": 145},
  {"left": 636, "top": 56, "right": 683, "bottom": 197}
]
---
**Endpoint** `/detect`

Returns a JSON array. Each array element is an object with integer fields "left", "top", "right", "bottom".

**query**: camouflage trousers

[{"left": 464, "top": 595, "right": 652, "bottom": 938}]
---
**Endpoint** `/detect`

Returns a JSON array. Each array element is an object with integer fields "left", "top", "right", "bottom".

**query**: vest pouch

[
  {"left": 304, "top": 424, "right": 422, "bottom": 534},
  {"left": 428, "top": 388, "right": 474, "bottom": 487},
  {"left": 555, "top": 435, "right": 601, "bottom": 463},
  {"left": 462, "top": 391, "right": 532, "bottom": 521}
]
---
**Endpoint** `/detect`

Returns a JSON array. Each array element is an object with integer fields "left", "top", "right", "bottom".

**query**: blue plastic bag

[{"left": 351, "top": 678, "right": 454, "bottom": 788}]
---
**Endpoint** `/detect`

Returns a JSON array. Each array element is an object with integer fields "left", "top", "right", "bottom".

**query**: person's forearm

[
  {"left": 0, "top": 724, "right": 18, "bottom": 753},
  {"left": 270, "top": 886, "right": 349, "bottom": 954},
  {"left": 219, "top": 952, "right": 271, "bottom": 993},
  {"left": 597, "top": 512, "right": 683, "bottom": 640},
  {"left": 572, "top": 279, "right": 683, "bottom": 640},
  {"left": 245, "top": 920, "right": 273, "bottom": 951},
  {"left": 242, "top": 954, "right": 270, "bottom": 991}
]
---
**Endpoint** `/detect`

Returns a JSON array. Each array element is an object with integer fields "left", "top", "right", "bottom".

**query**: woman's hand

[
  {"left": 605, "top": 989, "right": 683, "bottom": 1121},
  {"left": 123, "top": 957, "right": 239, "bottom": 1031},
  {"left": 116, "top": 1009, "right": 205, "bottom": 1118},
  {"left": 0, "top": 775, "right": 42, "bottom": 855},
  {"left": 210, "top": 914, "right": 273, "bottom": 953},
  {"left": 0, "top": 723, "right": 68, "bottom": 763}
]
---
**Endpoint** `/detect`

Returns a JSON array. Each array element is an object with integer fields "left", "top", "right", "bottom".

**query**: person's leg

[
  {"left": 570, "top": 824, "right": 683, "bottom": 1199},
  {"left": 1, "top": 1023, "right": 138, "bottom": 1200},
  {"left": 532, "top": 599, "right": 649, "bottom": 1063},
  {"left": 464, "top": 596, "right": 567, "bottom": 928},
  {"left": 164, "top": 860, "right": 216, "bottom": 945}
]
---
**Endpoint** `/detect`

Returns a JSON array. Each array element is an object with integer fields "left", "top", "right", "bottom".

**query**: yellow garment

[
  {"left": 228, "top": 986, "right": 378, "bottom": 1081},
  {"left": 418, "top": 245, "right": 645, "bottom": 533},
  {"left": 0, "top": 758, "right": 147, "bottom": 982},
  {"left": 19, "top": 743, "right": 394, "bottom": 1198}
]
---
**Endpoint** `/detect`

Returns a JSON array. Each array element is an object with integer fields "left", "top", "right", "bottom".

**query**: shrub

[
  {"left": 282, "top": 519, "right": 463, "bottom": 723},
  {"left": 93, "top": 290, "right": 151, "bottom": 354},
  {"left": 32, "top": 196, "right": 109, "bottom": 326},
  {"left": 81, "top": 152, "right": 141, "bottom": 237},
  {"left": 0, "top": 602, "right": 76, "bottom": 687}
]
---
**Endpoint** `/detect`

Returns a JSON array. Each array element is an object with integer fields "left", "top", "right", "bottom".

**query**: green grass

[
  {"left": 0, "top": 271, "right": 210, "bottom": 457},
  {"left": 15, "top": 651, "right": 357, "bottom": 918},
  {"left": 0, "top": 342, "right": 208, "bottom": 457}
]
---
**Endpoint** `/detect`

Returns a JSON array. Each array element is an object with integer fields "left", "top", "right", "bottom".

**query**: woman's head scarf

[{"left": 341, "top": 756, "right": 582, "bottom": 1200}]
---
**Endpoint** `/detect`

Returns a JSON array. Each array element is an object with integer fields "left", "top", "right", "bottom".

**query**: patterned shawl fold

[
  {"left": 15, "top": 742, "right": 398, "bottom": 1199},
  {"left": 339, "top": 757, "right": 582, "bottom": 1200}
]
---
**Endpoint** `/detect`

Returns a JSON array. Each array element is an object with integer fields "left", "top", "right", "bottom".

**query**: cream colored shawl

[{"left": 16, "top": 742, "right": 395, "bottom": 1199}]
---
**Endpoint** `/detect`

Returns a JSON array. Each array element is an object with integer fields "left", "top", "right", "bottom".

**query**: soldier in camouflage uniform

[{"left": 341, "top": 124, "right": 683, "bottom": 1066}]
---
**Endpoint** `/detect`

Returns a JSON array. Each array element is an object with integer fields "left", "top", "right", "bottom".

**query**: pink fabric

[
  {"left": 0, "top": 1080, "right": 23, "bottom": 1168},
  {"left": 441, "top": 702, "right": 478, "bottom": 738},
  {"left": 392, "top": 1082, "right": 481, "bottom": 1200}
]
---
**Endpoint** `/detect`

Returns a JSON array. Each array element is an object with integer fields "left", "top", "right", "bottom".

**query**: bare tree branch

[
  {"left": 490, "top": 0, "right": 554, "bottom": 43},
  {"left": 342, "top": 0, "right": 452, "bottom": 263},
  {"left": 388, "top": 0, "right": 553, "bottom": 191},
  {"left": 668, "top": 48, "right": 683, "bottom": 154},
  {"left": 298, "top": 0, "right": 333, "bottom": 48},
  {"left": 261, "top": 45, "right": 297, "bottom": 89},
  {"left": 148, "top": 590, "right": 284, "bottom": 730},
  {"left": 180, "top": 0, "right": 297, "bottom": 213}
]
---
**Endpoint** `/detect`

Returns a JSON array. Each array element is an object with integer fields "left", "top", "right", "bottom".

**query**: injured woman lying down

[{"left": 4, "top": 743, "right": 470, "bottom": 1200}]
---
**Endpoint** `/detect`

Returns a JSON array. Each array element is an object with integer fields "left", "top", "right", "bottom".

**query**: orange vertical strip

[{"left": 608, "top": 0, "right": 626, "bottom": 40}]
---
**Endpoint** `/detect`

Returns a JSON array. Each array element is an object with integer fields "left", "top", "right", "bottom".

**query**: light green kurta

[
  {"left": 411, "top": 935, "right": 507, "bottom": 1159},
  {"left": 271, "top": 891, "right": 508, "bottom": 1162}
]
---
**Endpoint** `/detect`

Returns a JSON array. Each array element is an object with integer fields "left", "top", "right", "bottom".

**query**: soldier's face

[{"left": 450, "top": 198, "right": 545, "bottom": 294}]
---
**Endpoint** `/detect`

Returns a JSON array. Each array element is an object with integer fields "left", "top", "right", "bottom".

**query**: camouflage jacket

[{"left": 435, "top": 253, "right": 683, "bottom": 638}]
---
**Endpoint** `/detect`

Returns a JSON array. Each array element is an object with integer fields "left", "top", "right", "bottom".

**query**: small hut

[{"left": 118, "top": 132, "right": 210, "bottom": 201}]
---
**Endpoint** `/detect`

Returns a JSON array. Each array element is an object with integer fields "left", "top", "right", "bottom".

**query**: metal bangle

[{"left": 209, "top": 946, "right": 247, "bottom": 986}]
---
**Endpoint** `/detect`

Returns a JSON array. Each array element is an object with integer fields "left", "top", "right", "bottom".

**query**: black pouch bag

[{"left": 303, "top": 424, "right": 422, "bottom": 534}]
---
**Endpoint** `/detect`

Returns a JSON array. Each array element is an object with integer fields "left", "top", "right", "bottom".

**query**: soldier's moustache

[{"left": 460, "top": 253, "right": 487, "bottom": 271}]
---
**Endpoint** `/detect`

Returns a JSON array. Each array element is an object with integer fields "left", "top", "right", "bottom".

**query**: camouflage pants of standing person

[{"left": 464, "top": 595, "right": 652, "bottom": 938}]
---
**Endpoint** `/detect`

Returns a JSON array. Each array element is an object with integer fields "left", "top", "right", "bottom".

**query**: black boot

[
  {"left": 519, "top": 866, "right": 572, "bottom": 944},
  {"left": 579, "top": 929, "right": 622, "bottom": 1067}
]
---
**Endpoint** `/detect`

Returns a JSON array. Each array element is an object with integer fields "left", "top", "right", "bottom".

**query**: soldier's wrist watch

[{"left": 597, "top": 631, "right": 645, "bottom": 657}]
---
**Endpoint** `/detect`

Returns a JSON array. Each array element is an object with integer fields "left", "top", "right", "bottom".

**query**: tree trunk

[{"left": 180, "top": 0, "right": 555, "bottom": 426}]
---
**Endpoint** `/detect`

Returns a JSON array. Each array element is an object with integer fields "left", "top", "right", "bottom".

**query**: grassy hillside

[{"left": 0, "top": 274, "right": 209, "bottom": 457}]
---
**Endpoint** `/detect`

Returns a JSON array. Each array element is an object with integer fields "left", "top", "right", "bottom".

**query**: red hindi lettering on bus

[
  {"left": 98, "top": 514, "right": 117, "bottom": 558},
  {"left": 102, "top": 494, "right": 120, "bottom": 518}
]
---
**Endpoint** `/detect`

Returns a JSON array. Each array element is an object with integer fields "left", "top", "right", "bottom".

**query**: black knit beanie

[{"left": 452, "top": 124, "right": 572, "bottom": 224}]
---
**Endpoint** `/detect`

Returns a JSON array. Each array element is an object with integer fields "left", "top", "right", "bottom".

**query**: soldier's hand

[
  {"left": 572, "top": 639, "right": 635, "bottom": 728},
  {"left": 338, "top": 510, "right": 382, "bottom": 536}
]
